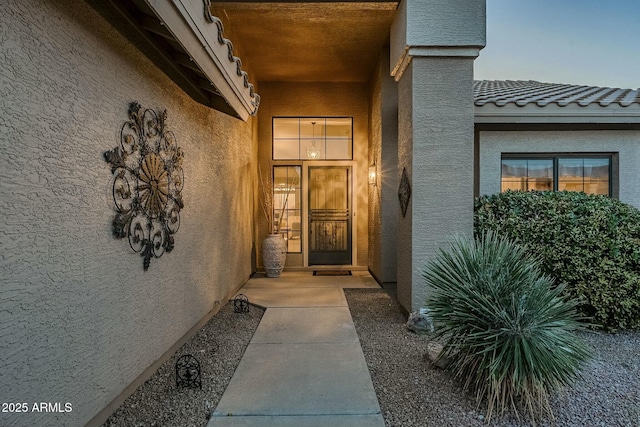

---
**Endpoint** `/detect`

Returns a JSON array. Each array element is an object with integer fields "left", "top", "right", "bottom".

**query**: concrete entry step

[
  {"left": 241, "top": 287, "right": 348, "bottom": 308},
  {"left": 242, "top": 271, "right": 380, "bottom": 290},
  {"left": 208, "top": 414, "right": 386, "bottom": 427}
]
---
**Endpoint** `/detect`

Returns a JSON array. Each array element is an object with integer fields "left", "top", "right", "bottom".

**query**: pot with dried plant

[{"left": 259, "top": 162, "right": 288, "bottom": 277}]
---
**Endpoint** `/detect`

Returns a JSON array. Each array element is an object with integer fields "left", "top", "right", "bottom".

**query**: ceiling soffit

[
  {"left": 89, "top": 0, "right": 260, "bottom": 120},
  {"left": 210, "top": 2, "right": 398, "bottom": 82}
]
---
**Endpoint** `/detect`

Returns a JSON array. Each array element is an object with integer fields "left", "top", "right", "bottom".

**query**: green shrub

[
  {"left": 423, "top": 232, "right": 590, "bottom": 423},
  {"left": 475, "top": 191, "right": 640, "bottom": 331}
]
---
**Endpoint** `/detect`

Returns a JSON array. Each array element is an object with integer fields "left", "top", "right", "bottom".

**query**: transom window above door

[
  {"left": 501, "top": 154, "right": 612, "bottom": 196},
  {"left": 273, "top": 117, "right": 353, "bottom": 160}
]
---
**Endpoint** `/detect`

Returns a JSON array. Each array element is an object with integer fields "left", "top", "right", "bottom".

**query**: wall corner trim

[{"left": 391, "top": 46, "right": 482, "bottom": 81}]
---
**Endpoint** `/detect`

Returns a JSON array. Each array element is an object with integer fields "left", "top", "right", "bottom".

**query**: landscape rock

[
  {"left": 406, "top": 308, "right": 434, "bottom": 335},
  {"left": 427, "top": 341, "right": 450, "bottom": 369}
]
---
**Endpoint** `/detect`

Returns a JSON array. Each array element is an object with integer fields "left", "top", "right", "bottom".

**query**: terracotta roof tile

[{"left": 474, "top": 80, "right": 640, "bottom": 108}]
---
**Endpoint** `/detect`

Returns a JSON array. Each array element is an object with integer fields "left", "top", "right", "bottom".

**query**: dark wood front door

[{"left": 308, "top": 166, "right": 352, "bottom": 265}]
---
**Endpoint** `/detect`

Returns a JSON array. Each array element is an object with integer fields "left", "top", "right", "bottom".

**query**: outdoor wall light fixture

[
  {"left": 306, "top": 121, "right": 321, "bottom": 159},
  {"left": 369, "top": 162, "right": 377, "bottom": 185}
]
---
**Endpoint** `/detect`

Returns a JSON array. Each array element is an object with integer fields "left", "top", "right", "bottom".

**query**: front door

[{"left": 308, "top": 166, "right": 352, "bottom": 265}]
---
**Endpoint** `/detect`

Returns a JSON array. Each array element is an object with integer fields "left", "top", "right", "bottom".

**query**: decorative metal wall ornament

[
  {"left": 175, "top": 354, "right": 202, "bottom": 389},
  {"left": 398, "top": 167, "right": 412, "bottom": 218},
  {"left": 104, "top": 102, "right": 184, "bottom": 271},
  {"left": 233, "top": 294, "right": 250, "bottom": 313}
]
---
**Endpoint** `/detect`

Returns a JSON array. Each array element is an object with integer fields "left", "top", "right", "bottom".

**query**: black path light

[
  {"left": 234, "top": 294, "right": 250, "bottom": 313},
  {"left": 175, "top": 354, "right": 202, "bottom": 389}
]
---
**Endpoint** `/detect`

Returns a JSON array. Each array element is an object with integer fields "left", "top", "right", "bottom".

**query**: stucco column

[{"left": 391, "top": 0, "right": 486, "bottom": 311}]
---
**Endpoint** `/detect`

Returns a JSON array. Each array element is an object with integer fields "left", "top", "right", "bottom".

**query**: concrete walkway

[{"left": 207, "top": 271, "right": 385, "bottom": 427}]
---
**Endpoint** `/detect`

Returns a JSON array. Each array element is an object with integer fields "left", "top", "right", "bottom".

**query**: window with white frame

[
  {"left": 501, "top": 154, "right": 612, "bottom": 196},
  {"left": 273, "top": 166, "right": 302, "bottom": 253}
]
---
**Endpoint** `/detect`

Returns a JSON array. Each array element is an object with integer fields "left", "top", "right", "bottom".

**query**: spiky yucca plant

[{"left": 423, "top": 232, "right": 590, "bottom": 423}]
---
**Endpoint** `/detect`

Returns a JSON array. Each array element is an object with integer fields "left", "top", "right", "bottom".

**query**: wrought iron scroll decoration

[
  {"left": 104, "top": 102, "right": 184, "bottom": 271},
  {"left": 398, "top": 167, "right": 411, "bottom": 218},
  {"left": 175, "top": 354, "right": 202, "bottom": 389},
  {"left": 234, "top": 294, "right": 250, "bottom": 313}
]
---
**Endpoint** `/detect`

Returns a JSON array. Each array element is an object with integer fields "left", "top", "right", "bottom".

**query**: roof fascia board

[
  {"left": 475, "top": 104, "right": 640, "bottom": 124},
  {"left": 475, "top": 123, "right": 640, "bottom": 131},
  {"left": 145, "top": 0, "right": 259, "bottom": 121}
]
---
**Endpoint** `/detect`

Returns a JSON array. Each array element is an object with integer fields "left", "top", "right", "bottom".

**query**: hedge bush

[{"left": 475, "top": 190, "right": 640, "bottom": 330}]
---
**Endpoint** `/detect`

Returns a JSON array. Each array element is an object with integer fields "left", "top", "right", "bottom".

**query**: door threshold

[
  {"left": 313, "top": 270, "right": 352, "bottom": 276},
  {"left": 283, "top": 266, "right": 367, "bottom": 272}
]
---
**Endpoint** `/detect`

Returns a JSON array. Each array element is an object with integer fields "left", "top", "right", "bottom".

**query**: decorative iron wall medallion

[
  {"left": 104, "top": 102, "right": 184, "bottom": 270},
  {"left": 398, "top": 167, "right": 411, "bottom": 218}
]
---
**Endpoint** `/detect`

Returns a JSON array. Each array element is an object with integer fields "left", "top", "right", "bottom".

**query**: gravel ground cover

[
  {"left": 345, "top": 288, "right": 640, "bottom": 427},
  {"left": 102, "top": 302, "right": 264, "bottom": 427}
]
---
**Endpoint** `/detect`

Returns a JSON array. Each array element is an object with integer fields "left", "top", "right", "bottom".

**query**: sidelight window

[{"left": 273, "top": 166, "right": 302, "bottom": 253}]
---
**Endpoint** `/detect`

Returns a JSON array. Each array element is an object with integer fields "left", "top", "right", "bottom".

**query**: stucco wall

[
  {"left": 368, "top": 51, "right": 398, "bottom": 284},
  {"left": 397, "top": 57, "right": 476, "bottom": 312},
  {"left": 391, "top": 0, "right": 483, "bottom": 311},
  {"left": 390, "top": 0, "right": 486, "bottom": 77},
  {"left": 257, "top": 82, "right": 369, "bottom": 268},
  {"left": 478, "top": 130, "right": 640, "bottom": 209},
  {"left": 369, "top": 67, "right": 383, "bottom": 278},
  {"left": 0, "top": 1, "right": 256, "bottom": 426}
]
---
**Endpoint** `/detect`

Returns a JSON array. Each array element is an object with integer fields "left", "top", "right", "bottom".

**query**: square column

[
  {"left": 396, "top": 56, "right": 476, "bottom": 310},
  {"left": 391, "top": 0, "right": 486, "bottom": 311}
]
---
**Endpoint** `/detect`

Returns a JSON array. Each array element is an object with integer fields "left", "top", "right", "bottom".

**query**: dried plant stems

[
  {"left": 258, "top": 162, "right": 289, "bottom": 235},
  {"left": 258, "top": 162, "right": 274, "bottom": 233}
]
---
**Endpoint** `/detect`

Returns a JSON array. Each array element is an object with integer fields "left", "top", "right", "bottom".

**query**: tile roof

[{"left": 474, "top": 80, "right": 640, "bottom": 108}]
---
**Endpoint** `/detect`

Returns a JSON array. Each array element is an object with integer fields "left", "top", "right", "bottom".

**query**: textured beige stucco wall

[
  {"left": 369, "top": 59, "right": 384, "bottom": 279},
  {"left": 0, "top": 1, "right": 256, "bottom": 426},
  {"left": 396, "top": 64, "right": 415, "bottom": 310},
  {"left": 390, "top": 0, "right": 486, "bottom": 76},
  {"left": 478, "top": 130, "right": 640, "bottom": 209},
  {"left": 397, "top": 57, "right": 476, "bottom": 312},
  {"left": 257, "top": 82, "right": 369, "bottom": 268},
  {"left": 391, "top": 0, "right": 484, "bottom": 311},
  {"left": 368, "top": 51, "right": 398, "bottom": 284}
]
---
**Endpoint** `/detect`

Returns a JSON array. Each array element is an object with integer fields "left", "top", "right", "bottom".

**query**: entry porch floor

[{"left": 207, "top": 271, "right": 385, "bottom": 427}]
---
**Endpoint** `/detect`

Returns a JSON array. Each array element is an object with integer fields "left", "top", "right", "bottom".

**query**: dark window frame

[
  {"left": 500, "top": 153, "right": 618, "bottom": 198},
  {"left": 272, "top": 116, "right": 354, "bottom": 161}
]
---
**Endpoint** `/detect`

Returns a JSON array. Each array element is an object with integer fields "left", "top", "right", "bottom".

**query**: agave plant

[{"left": 423, "top": 232, "right": 590, "bottom": 423}]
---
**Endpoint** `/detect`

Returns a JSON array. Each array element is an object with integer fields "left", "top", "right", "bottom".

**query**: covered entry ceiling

[{"left": 209, "top": 2, "right": 398, "bottom": 82}]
